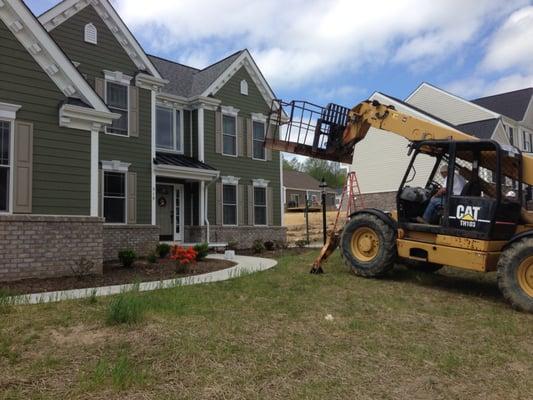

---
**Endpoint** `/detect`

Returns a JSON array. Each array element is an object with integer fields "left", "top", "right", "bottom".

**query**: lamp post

[{"left": 319, "top": 178, "right": 328, "bottom": 245}]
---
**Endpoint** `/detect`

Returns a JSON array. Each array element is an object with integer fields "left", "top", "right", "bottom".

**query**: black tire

[
  {"left": 340, "top": 213, "right": 397, "bottom": 277},
  {"left": 497, "top": 237, "right": 533, "bottom": 313},
  {"left": 402, "top": 259, "right": 443, "bottom": 273}
]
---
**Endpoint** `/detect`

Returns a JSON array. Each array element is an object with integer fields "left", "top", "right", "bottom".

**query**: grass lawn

[{"left": 1, "top": 250, "right": 532, "bottom": 399}]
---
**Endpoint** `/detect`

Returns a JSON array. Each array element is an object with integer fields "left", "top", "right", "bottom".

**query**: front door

[{"left": 157, "top": 184, "right": 174, "bottom": 241}]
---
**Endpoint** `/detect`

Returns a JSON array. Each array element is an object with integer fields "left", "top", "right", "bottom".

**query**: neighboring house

[
  {"left": 283, "top": 170, "right": 336, "bottom": 210},
  {"left": 0, "top": 0, "right": 285, "bottom": 282},
  {"left": 353, "top": 84, "right": 533, "bottom": 210}
]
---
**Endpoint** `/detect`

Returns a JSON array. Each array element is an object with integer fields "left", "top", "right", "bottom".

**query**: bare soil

[{"left": 0, "top": 258, "right": 235, "bottom": 295}]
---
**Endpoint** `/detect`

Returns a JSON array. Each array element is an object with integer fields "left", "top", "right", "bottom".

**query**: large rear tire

[
  {"left": 497, "top": 237, "right": 533, "bottom": 313},
  {"left": 340, "top": 213, "right": 397, "bottom": 277}
]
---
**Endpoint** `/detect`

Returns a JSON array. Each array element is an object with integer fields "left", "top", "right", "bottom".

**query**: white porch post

[
  {"left": 198, "top": 106, "right": 205, "bottom": 162},
  {"left": 90, "top": 126, "right": 99, "bottom": 217},
  {"left": 199, "top": 180, "right": 205, "bottom": 226}
]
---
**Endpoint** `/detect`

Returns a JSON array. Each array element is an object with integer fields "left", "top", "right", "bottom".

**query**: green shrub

[
  {"left": 156, "top": 243, "right": 171, "bottom": 259},
  {"left": 0, "top": 289, "right": 13, "bottom": 314},
  {"left": 193, "top": 243, "right": 209, "bottom": 261},
  {"left": 118, "top": 250, "right": 137, "bottom": 268},
  {"left": 147, "top": 253, "right": 157, "bottom": 264},
  {"left": 252, "top": 239, "right": 265, "bottom": 254},
  {"left": 106, "top": 289, "right": 144, "bottom": 325},
  {"left": 227, "top": 240, "right": 239, "bottom": 251},
  {"left": 295, "top": 239, "right": 308, "bottom": 248},
  {"left": 274, "top": 240, "right": 288, "bottom": 250},
  {"left": 264, "top": 241, "right": 275, "bottom": 251}
]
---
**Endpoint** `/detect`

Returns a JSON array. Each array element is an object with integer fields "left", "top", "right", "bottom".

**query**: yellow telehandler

[{"left": 266, "top": 99, "right": 533, "bottom": 312}]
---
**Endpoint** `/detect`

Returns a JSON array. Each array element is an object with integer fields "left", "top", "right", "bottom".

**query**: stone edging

[{"left": 9, "top": 254, "right": 277, "bottom": 305}]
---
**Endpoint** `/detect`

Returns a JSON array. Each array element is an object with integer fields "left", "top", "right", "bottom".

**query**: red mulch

[{"left": 0, "top": 258, "right": 235, "bottom": 296}]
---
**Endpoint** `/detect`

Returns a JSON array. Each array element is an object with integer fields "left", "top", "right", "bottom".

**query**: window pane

[
  {"left": 223, "top": 115, "right": 236, "bottom": 135},
  {"left": 253, "top": 121, "right": 265, "bottom": 140},
  {"left": 104, "top": 198, "right": 125, "bottom": 223},
  {"left": 107, "top": 82, "right": 128, "bottom": 109},
  {"left": 104, "top": 172, "right": 125, "bottom": 197},
  {"left": 254, "top": 187, "right": 266, "bottom": 206},
  {"left": 109, "top": 108, "right": 128, "bottom": 135},
  {"left": 0, "top": 121, "right": 9, "bottom": 166},
  {"left": 223, "top": 185, "right": 236, "bottom": 204},
  {"left": 175, "top": 110, "right": 181, "bottom": 151},
  {"left": 253, "top": 141, "right": 265, "bottom": 159},
  {"left": 156, "top": 106, "right": 174, "bottom": 149},
  {"left": 254, "top": 206, "right": 267, "bottom": 225},
  {"left": 223, "top": 135, "right": 236, "bottom": 155},
  {"left": 0, "top": 167, "right": 8, "bottom": 212},
  {"left": 223, "top": 205, "right": 237, "bottom": 225}
]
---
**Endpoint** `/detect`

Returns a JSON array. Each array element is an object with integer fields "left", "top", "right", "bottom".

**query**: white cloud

[{"left": 113, "top": 0, "right": 527, "bottom": 89}]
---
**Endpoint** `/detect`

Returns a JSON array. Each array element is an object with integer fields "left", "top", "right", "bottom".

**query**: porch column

[
  {"left": 90, "top": 125, "right": 100, "bottom": 217},
  {"left": 199, "top": 181, "right": 205, "bottom": 226},
  {"left": 198, "top": 106, "right": 205, "bottom": 162}
]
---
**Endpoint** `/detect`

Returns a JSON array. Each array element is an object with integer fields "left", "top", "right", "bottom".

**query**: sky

[{"left": 27, "top": 0, "right": 533, "bottom": 108}]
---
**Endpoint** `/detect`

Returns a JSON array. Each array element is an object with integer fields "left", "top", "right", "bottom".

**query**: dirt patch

[
  {"left": 50, "top": 325, "right": 115, "bottom": 346},
  {"left": 236, "top": 247, "right": 315, "bottom": 258},
  {"left": 1, "top": 258, "right": 235, "bottom": 295}
]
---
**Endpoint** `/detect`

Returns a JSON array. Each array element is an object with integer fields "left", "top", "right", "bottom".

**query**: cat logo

[{"left": 455, "top": 205, "right": 481, "bottom": 228}]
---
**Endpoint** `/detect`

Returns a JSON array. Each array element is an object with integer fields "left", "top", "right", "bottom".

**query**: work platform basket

[{"left": 265, "top": 99, "right": 354, "bottom": 163}]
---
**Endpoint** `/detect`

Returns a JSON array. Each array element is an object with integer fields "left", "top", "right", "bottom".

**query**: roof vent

[
  {"left": 240, "top": 79, "right": 248, "bottom": 95},
  {"left": 84, "top": 23, "right": 97, "bottom": 45}
]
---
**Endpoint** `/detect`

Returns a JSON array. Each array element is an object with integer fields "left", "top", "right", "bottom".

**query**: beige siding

[
  {"left": 522, "top": 97, "right": 533, "bottom": 130},
  {"left": 407, "top": 84, "right": 497, "bottom": 125}
]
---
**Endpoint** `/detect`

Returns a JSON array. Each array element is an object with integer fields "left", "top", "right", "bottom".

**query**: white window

[
  {"left": 0, "top": 120, "right": 11, "bottom": 212},
  {"left": 106, "top": 81, "right": 128, "bottom": 136},
  {"left": 222, "top": 184, "right": 237, "bottom": 225},
  {"left": 252, "top": 120, "right": 266, "bottom": 160},
  {"left": 240, "top": 79, "right": 248, "bottom": 95},
  {"left": 84, "top": 23, "right": 97, "bottom": 44},
  {"left": 222, "top": 114, "right": 237, "bottom": 156},
  {"left": 254, "top": 186, "right": 267, "bottom": 225},
  {"left": 103, "top": 171, "right": 126, "bottom": 223},
  {"left": 156, "top": 105, "right": 182, "bottom": 152}
]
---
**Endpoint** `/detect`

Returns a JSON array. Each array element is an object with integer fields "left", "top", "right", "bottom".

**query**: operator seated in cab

[{"left": 417, "top": 165, "right": 466, "bottom": 224}]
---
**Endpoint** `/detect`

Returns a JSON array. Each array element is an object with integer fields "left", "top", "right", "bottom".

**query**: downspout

[{"left": 204, "top": 177, "right": 218, "bottom": 243}]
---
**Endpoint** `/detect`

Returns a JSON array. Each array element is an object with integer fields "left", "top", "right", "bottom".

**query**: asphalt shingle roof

[
  {"left": 472, "top": 87, "right": 533, "bottom": 122},
  {"left": 149, "top": 51, "right": 244, "bottom": 98},
  {"left": 283, "top": 170, "right": 336, "bottom": 192},
  {"left": 154, "top": 152, "right": 217, "bottom": 170},
  {"left": 456, "top": 118, "right": 500, "bottom": 140}
]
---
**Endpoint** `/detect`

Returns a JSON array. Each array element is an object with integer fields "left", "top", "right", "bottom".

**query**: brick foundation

[
  {"left": 360, "top": 191, "right": 397, "bottom": 211},
  {"left": 207, "top": 226, "right": 287, "bottom": 249},
  {"left": 0, "top": 215, "right": 103, "bottom": 282},
  {"left": 103, "top": 224, "right": 160, "bottom": 261}
]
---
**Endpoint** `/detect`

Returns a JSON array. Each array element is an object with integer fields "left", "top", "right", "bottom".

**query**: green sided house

[{"left": 0, "top": 0, "right": 285, "bottom": 281}]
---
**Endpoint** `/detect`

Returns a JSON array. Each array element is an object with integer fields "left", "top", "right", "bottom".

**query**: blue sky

[{"left": 28, "top": 0, "right": 533, "bottom": 107}]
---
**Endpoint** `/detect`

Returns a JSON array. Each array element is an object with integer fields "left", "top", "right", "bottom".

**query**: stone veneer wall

[
  {"left": 103, "top": 224, "right": 160, "bottom": 261},
  {"left": 0, "top": 215, "right": 103, "bottom": 282},
  {"left": 360, "top": 191, "right": 397, "bottom": 211}
]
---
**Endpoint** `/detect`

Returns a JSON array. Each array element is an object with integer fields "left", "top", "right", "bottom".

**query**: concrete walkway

[{"left": 10, "top": 254, "right": 277, "bottom": 305}]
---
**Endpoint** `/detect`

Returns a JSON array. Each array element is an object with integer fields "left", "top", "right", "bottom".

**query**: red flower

[{"left": 169, "top": 245, "right": 197, "bottom": 267}]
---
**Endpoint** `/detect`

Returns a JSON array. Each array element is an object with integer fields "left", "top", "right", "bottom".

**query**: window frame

[
  {"left": 0, "top": 119, "right": 13, "bottom": 214},
  {"left": 104, "top": 80, "right": 129, "bottom": 137},
  {"left": 102, "top": 169, "right": 127, "bottom": 225},
  {"left": 252, "top": 119, "right": 266, "bottom": 161},
  {"left": 253, "top": 186, "right": 268, "bottom": 226},
  {"left": 222, "top": 113, "right": 238, "bottom": 157},
  {"left": 222, "top": 183, "right": 238, "bottom": 226},
  {"left": 156, "top": 104, "right": 183, "bottom": 153}
]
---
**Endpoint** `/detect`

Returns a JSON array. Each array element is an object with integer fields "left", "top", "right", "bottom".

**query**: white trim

[
  {"left": 0, "top": 119, "right": 14, "bottom": 214},
  {"left": 0, "top": 102, "right": 21, "bottom": 120},
  {"left": 202, "top": 50, "right": 277, "bottom": 110},
  {"left": 1, "top": 0, "right": 109, "bottom": 113},
  {"left": 221, "top": 112, "right": 238, "bottom": 157},
  {"left": 252, "top": 178, "right": 269, "bottom": 188},
  {"left": 220, "top": 105, "right": 239, "bottom": 116},
  {"left": 151, "top": 90, "right": 156, "bottom": 225},
  {"left": 103, "top": 70, "right": 132, "bottom": 85},
  {"left": 136, "top": 73, "right": 168, "bottom": 92},
  {"left": 221, "top": 175, "right": 240, "bottom": 185},
  {"left": 39, "top": 0, "right": 162, "bottom": 79},
  {"left": 250, "top": 112, "right": 267, "bottom": 122},
  {"left": 154, "top": 164, "right": 219, "bottom": 181},
  {"left": 104, "top": 79, "right": 129, "bottom": 137},
  {"left": 101, "top": 159, "right": 130, "bottom": 172},
  {"left": 405, "top": 82, "right": 500, "bottom": 119},
  {"left": 198, "top": 106, "right": 205, "bottom": 161},
  {"left": 155, "top": 104, "right": 184, "bottom": 154},
  {"left": 59, "top": 103, "right": 117, "bottom": 131},
  {"left": 221, "top": 181, "right": 238, "bottom": 226},
  {"left": 84, "top": 22, "right": 97, "bottom": 44},
  {"left": 89, "top": 128, "right": 99, "bottom": 216},
  {"left": 279, "top": 153, "right": 284, "bottom": 226},
  {"left": 173, "top": 183, "right": 184, "bottom": 241},
  {"left": 199, "top": 180, "right": 205, "bottom": 226}
]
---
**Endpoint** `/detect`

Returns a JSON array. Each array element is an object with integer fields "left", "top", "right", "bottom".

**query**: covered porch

[{"left": 154, "top": 152, "right": 219, "bottom": 243}]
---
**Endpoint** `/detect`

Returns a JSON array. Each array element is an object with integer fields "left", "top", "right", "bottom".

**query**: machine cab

[{"left": 397, "top": 140, "right": 523, "bottom": 241}]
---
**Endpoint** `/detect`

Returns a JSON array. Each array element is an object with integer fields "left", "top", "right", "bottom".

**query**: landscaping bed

[{"left": 0, "top": 258, "right": 235, "bottom": 296}]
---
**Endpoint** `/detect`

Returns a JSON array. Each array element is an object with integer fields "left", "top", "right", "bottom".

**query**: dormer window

[
  {"left": 84, "top": 23, "right": 97, "bottom": 45},
  {"left": 240, "top": 79, "right": 248, "bottom": 95}
]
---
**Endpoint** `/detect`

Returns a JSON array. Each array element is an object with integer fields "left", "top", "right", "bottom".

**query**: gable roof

[
  {"left": 456, "top": 118, "right": 500, "bottom": 140},
  {"left": 283, "top": 170, "right": 335, "bottom": 192},
  {"left": 472, "top": 88, "right": 533, "bottom": 122},
  {"left": 38, "top": 0, "right": 162, "bottom": 79},
  {"left": 149, "top": 51, "right": 244, "bottom": 98},
  {"left": 0, "top": 0, "right": 109, "bottom": 113}
]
